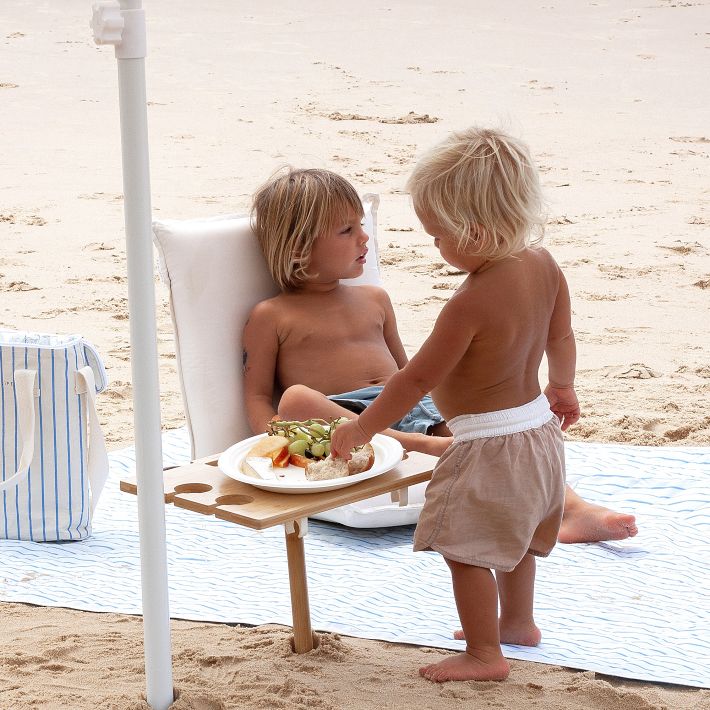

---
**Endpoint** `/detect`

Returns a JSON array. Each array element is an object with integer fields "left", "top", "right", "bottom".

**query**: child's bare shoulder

[
  {"left": 529, "top": 245, "right": 561, "bottom": 269},
  {"left": 246, "top": 293, "right": 287, "bottom": 324},
  {"left": 348, "top": 283, "right": 391, "bottom": 302},
  {"left": 344, "top": 284, "right": 395, "bottom": 314}
]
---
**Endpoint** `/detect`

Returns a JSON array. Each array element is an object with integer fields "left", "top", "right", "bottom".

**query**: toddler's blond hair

[
  {"left": 251, "top": 167, "right": 363, "bottom": 290},
  {"left": 406, "top": 127, "right": 545, "bottom": 260}
]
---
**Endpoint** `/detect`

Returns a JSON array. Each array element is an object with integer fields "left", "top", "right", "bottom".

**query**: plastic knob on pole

[{"left": 90, "top": 1, "right": 124, "bottom": 46}]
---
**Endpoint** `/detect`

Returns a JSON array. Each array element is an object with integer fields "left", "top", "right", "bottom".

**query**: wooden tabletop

[{"left": 120, "top": 450, "right": 437, "bottom": 530}]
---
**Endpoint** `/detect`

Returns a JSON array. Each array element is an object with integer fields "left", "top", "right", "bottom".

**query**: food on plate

[
  {"left": 239, "top": 419, "right": 375, "bottom": 483},
  {"left": 267, "top": 417, "right": 346, "bottom": 467},
  {"left": 241, "top": 457, "right": 277, "bottom": 480},
  {"left": 242, "top": 434, "right": 291, "bottom": 468},
  {"left": 304, "top": 443, "right": 375, "bottom": 481}
]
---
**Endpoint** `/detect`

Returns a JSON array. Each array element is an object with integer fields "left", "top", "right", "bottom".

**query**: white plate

[{"left": 218, "top": 433, "right": 404, "bottom": 494}]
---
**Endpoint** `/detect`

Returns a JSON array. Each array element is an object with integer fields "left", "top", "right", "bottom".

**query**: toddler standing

[{"left": 331, "top": 127, "right": 580, "bottom": 682}]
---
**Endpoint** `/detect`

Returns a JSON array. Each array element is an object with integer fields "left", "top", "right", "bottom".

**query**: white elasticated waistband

[{"left": 448, "top": 394, "right": 554, "bottom": 442}]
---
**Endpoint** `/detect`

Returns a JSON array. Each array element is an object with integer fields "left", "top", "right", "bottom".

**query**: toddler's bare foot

[
  {"left": 499, "top": 622, "right": 541, "bottom": 646},
  {"left": 454, "top": 623, "right": 541, "bottom": 647},
  {"left": 419, "top": 649, "right": 510, "bottom": 682},
  {"left": 558, "top": 502, "right": 638, "bottom": 544}
]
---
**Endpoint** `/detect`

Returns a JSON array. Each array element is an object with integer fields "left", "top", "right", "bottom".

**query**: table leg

[{"left": 284, "top": 521, "right": 317, "bottom": 653}]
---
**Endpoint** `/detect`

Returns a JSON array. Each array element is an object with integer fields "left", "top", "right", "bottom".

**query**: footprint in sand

[
  {"left": 5, "top": 281, "right": 39, "bottom": 292},
  {"left": 78, "top": 193, "right": 123, "bottom": 203},
  {"left": 327, "top": 110, "right": 439, "bottom": 124},
  {"left": 381, "top": 112, "right": 439, "bottom": 124},
  {"left": 603, "top": 363, "right": 661, "bottom": 380},
  {"left": 676, "top": 365, "right": 710, "bottom": 378},
  {"left": 597, "top": 264, "right": 654, "bottom": 279},
  {"left": 669, "top": 136, "right": 710, "bottom": 143},
  {"left": 657, "top": 240, "right": 705, "bottom": 255},
  {"left": 82, "top": 242, "right": 116, "bottom": 251},
  {"left": 338, "top": 129, "right": 377, "bottom": 144},
  {"left": 109, "top": 348, "right": 130, "bottom": 363},
  {"left": 104, "top": 381, "right": 133, "bottom": 401},
  {"left": 580, "top": 292, "right": 629, "bottom": 302},
  {"left": 404, "top": 296, "right": 449, "bottom": 310}
]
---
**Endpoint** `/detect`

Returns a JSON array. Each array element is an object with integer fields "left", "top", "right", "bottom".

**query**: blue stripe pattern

[
  {"left": 74, "top": 344, "right": 86, "bottom": 535},
  {"left": 1, "top": 353, "right": 7, "bottom": 538},
  {"left": 14, "top": 348, "right": 20, "bottom": 539},
  {"left": 1, "top": 428, "right": 708, "bottom": 687},
  {"left": 0, "top": 333, "right": 106, "bottom": 541}
]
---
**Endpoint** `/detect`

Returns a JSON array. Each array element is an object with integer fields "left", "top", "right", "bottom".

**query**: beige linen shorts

[{"left": 413, "top": 394, "right": 566, "bottom": 572}]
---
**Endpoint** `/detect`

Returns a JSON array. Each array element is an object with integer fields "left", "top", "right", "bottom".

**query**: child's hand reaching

[
  {"left": 544, "top": 384, "right": 580, "bottom": 431},
  {"left": 329, "top": 418, "right": 372, "bottom": 460}
]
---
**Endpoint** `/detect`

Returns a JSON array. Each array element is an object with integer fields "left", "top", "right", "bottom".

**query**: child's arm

[
  {"left": 331, "top": 294, "right": 475, "bottom": 457},
  {"left": 544, "top": 267, "right": 580, "bottom": 430},
  {"left": 242, "top": 300, "right": 280, "bottom": 433}
]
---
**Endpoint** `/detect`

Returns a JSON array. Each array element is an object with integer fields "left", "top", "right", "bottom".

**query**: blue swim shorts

[{"left": 327, "top": 385, "right": 445, "bottom": 435}]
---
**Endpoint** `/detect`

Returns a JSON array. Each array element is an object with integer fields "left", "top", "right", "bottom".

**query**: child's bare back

[{"left": 431, "top": 246, "right": 566, "bottom": 420}]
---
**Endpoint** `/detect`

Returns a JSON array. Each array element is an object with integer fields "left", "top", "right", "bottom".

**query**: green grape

[
  {"left": 295, "top": 431, "right": 311, "bottom": 442},
  {"left": 323, "top": 442, "right": 331, "bottom": 457},
  {"left": 288, "top": 439, "right": 308, "bottom": 455},
  {"left": 310, "top": 442, "right": 326, "bottom": 458},
  {"left": 309, "top": 422, "right": 327, "bottom": 437}
]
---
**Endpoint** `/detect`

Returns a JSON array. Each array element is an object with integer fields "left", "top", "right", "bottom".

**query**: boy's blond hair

[
  {"left": 251, "top": 167, "right": 363, "bottom": 290},
  {"left": 406, "top": 127, "right": 545, "bottom": 260}
]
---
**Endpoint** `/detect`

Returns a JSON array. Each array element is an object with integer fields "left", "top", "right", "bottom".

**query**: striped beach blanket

[{"left": 1, "top": 428, "right": 708, "bottom": 688}]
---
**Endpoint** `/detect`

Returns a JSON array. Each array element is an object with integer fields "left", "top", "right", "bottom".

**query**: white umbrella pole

[{"left": 92, "top": 3, "right": 173, "bottom": 708}]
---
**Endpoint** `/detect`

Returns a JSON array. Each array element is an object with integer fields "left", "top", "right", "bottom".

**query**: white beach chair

[{"left": 152, "top": 194, "right": 427, "bottom": 527}]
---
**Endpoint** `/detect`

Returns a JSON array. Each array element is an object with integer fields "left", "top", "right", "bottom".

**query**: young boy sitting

[{"left": 242, "top": 167, "right": 637, "bottom": 545}]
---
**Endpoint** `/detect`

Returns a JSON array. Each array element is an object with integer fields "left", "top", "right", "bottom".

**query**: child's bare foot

[
  {"left": 419, "top": 649, "right": 510, "bottom": 682},
  {"left": 454, "top": 623, "right": 541, "bottom": 647},
  {"left": 558, "top": 501, "right": 638, "bottom": 544}
]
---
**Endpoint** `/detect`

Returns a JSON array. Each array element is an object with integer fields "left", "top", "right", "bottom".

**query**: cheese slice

[{"left": 241, "top": 456, "right": 277, "bottom": 480}]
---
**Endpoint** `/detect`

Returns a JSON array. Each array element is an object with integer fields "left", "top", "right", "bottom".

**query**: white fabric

[
  {"left": 448, "top": 394, "right": 554, "bottom": 441},
  {"left": 0, "top": 331, "right": 109, "bottom": 541},
  {"left": 152, "top": 194, "right": 427, "bottom": 528},
  {"left": 2, "top": 429, "right": 709, "bottom": 688}
]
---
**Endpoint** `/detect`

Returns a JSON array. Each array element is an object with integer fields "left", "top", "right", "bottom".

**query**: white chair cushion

[{"left": 153, "top": 192, "right": 426, "bottom": 527}]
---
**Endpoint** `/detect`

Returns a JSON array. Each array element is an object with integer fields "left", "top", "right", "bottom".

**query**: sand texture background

[{"left": 2, "top": 0, "right": 710, "bottom": 708}]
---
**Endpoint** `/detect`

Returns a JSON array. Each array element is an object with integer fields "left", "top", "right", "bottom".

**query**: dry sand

[{"left": 2, "top": 1, "right": 709, "bottom": 708}]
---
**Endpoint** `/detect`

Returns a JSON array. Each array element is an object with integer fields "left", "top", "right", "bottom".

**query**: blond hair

[
  {"left": 251, "top": 167, "right": 363, "bottom": 290},
  {"left": 405, "top": 127, "right": 545, "bottom": 260}
]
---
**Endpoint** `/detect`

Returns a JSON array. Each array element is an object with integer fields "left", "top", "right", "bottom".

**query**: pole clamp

[{"left": 91, "top": 1, "right": 147, "bottom": 59}]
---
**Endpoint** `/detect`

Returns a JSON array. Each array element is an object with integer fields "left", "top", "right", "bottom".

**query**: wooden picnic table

[{"left": 120, "top": 450, "right": 437, "bottom": 653}]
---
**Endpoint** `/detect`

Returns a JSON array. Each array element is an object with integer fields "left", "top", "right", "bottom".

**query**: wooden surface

[
  {"left": 119, "top": 450, "right": 437, "bottom": 530},
  {"left": 285, "top": 521, "right": 314, "bottom": 653},
  {"left": 119, "top": 449, "right": 437, "bottom": 654}
]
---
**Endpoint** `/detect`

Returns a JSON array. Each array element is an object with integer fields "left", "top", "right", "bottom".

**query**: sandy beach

[{"left": 2, "top": 0, "right": 709, "bottom": 707}]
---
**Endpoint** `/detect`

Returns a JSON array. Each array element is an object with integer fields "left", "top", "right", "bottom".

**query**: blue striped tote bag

[{"left": 0, "top": 331, "right": 109, "bottom": 541}]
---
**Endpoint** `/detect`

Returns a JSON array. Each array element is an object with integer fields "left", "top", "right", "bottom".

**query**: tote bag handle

[
  {"left": 0, "top": 369, "right": 36, "bottom": 492},
  {"left": 75, "top": 366, "right": 109, "bottom": 512},
  {"left": 0, "top": 367, "right": 109, "bottom": 511}
]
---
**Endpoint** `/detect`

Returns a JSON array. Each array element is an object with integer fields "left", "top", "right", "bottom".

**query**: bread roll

[{"left": 304, "top": 443, "right": 375, "bottom": 481}]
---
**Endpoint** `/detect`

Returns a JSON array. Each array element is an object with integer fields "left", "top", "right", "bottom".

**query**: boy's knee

[{"left": 278, "top": 384, "right": 319, "bottom": 417}]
